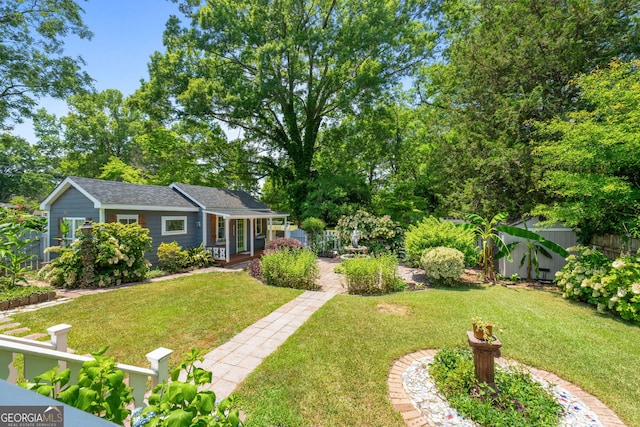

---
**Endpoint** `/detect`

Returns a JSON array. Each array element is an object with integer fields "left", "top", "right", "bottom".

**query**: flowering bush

[
  {"left": 336, "top": 210, "right": 403, "bottom": 254},
  {"left": 404, "top": 217, "right": 477, "bottom": 267},
  {"left": 340, "top": 254, "right": 406, "bottom": 295},
  {"left": 264, "top": 237, "right": 303, "bottom": 253},
  {"left": 420, "top": 247, "right": 466, "bottom": 286},
  {"left": 555, "top": 246, "right": 640, "bottom": 322},
  {"left": 260, "top": 248, "right": 318, "bottom": 290},
  {"left": 40, "top": 222, "right": 152, "bottom": 288}
]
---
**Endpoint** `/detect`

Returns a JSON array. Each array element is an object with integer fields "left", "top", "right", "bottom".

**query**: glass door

[{"left": 236, "top": 219, "right": 246, "bottom": 252}]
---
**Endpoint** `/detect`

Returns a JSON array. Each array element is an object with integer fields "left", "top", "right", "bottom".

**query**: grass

[
  {"left": 12, "top": 272, "right": 301, "bottom": 367},
  {"left": 235, "top": 285, "right": 640, "bottom": 427},
  {"left": 9, "top": 272, "right": 640, "bottom": 426}
]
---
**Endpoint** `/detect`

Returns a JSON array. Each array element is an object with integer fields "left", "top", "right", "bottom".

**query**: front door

[{"left": 236, "top": 219, "right": 246, "bottom": 252}]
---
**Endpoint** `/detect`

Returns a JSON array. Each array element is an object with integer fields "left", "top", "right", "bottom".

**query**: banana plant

[
  {"left": 463, "top": 212, "right": 512, "bottom": 282},
  {"left": 496, "top": 221, "right": 569, "bottom": 281}
]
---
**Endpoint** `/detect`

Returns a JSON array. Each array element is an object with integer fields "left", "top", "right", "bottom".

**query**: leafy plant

[
  {"left": 40, "top": 222, "right": 152, "bottom": 288},
  {"left": 336, "top": 210, "right": 403, "bottom": 255},
  {"left": 471, "top": 317, "right": 495, "bottom": 343},
  {"left": 404, "top": 217, "right": 477, "bottom": 267},
  {"left": 0, "top": 211, "right": 45, "bottom": 286},
  {"left": 340, "top": 254, "right": 405, "bottom": 295},
  {"left": 157, "top": 241, "right": 189, "bottom": 273},
  {"left": 22, "top": 348, "right": 133, "bottom": 425},
  {"left": 420, "top": 247, "right": 465, "bottom": 287},
  {"left": 429, "top": 347, "right": 562, "bottom": 426},
  {"left": 300, "top": 217, "right": 326, "bottom": 250},
  {"left": 497, "top": 220, "right": 569, "bottom": 281},
  {"left": 463, "top": 213, "right": 512, "bottom": 282},
  {"left": 260, "top": 248, "right": 319, "bottom": 290},
  {"left": 136, "top": 348, "right": 242, "bottom": 427}
]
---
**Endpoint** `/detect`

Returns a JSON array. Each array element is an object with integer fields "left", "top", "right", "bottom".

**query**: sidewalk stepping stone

[
  {"left": 23, "top": 333, "right": 47, "bottom": 341},
  {"left": 0, "top": 322, "right": 21, "bottom": 331},
  {"left": 3, "top": 327, "right": 30, "bottom": 335},
  {"left": 0, "top": 317, "right": 13, "bottom": 323}
]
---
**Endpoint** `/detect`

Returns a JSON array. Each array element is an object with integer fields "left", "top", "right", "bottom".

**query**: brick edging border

[{"left": 387, "top": 349, "right": 627, "bottom": 427}]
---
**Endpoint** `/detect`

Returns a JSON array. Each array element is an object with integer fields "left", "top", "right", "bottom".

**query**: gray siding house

[{"left": 40, "top": 177, "right": 287, "bottom": 266}]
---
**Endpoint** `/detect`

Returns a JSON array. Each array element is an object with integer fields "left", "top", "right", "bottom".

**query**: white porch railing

[{"left": 0, "top": 324, "right": 172, "bottom": 407}]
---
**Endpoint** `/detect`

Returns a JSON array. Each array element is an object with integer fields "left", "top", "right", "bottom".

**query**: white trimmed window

[
  {"left": 216, "top": 217, "right": 226, "bottom": 241},
  {"left": 255, "top": 218, "right": 263, "bottom": 235},
  {"left": 117, "top": 214, "right": 138, "bottom": 225},
  {"left": 62, "top": 217, "right": 86, "bottom": 242},
  {"left": 162, "top": 216, "right": 187, "bottom": 236}
]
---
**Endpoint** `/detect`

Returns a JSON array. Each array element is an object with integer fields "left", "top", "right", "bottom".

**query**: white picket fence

[
  {"left": 0, "top": 324, "right": 172, "bottom": 406},
  {"left": 285, "top": 229, "right": 341, "bottom": 251}
]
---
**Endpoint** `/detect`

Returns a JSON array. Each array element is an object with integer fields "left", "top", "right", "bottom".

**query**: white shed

[{"left": 498, "top": 218, "right": 577, "bottom": 282}]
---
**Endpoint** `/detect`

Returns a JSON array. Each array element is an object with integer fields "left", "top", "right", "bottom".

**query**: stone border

[{"left": 387, "top": 349, "right": 627, "bottom": 427}]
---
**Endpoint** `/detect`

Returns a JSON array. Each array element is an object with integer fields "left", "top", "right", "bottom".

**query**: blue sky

[{"left": 13, "top": 0, "right": 182, "bottom": 142}]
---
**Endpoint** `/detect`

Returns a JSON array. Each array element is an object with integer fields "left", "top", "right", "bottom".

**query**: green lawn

[
  {"left": 11, "top": 274, "right": 640, "bottom": 427},
  {"left": 236, "top": 285, "right": 640, "bottom": 427},
  {"left": 12, "top": 272, "right": 302, "bottom": 367}
]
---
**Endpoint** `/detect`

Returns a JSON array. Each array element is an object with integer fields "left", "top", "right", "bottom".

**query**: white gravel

[{"left": 402, "top": 357, "right": 602, "bottom": 427}]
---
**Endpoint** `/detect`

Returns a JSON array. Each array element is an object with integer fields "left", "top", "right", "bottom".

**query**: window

[
  {"left": 255, "top": 218, "right": 263, "bottom": 235},
  {"left": 216, "top": 217, "right": 226, "bottom": 241},
  {"left": 162, "top": 216, "right": 187, "bottom": 236},
  {"left": 62, "top": 217, "right": 85, "bottom": 242},
  {"left": 117, "top": 214, "right": 138, "bottom": 225}
]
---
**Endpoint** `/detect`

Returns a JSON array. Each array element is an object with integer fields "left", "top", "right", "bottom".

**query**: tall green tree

[
  {"left": 0, "top": 0, "right": 92, "bottom": 128},
  {"left": 418, "top": 0, "right": 640, "bottom": 219},
  {"left": 0, "top": 133, "right": 54, "bottom": 202},
  {"left": 140, "top": 0, "right": 436, "bottom": 219},
  {"left": 532, "top": 59, "right": 640, "bottom": 240}
]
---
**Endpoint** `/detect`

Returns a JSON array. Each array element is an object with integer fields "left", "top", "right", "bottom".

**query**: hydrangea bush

[
  {"left": 420, "top": 247, "right": 466, "bottom": 286},
  {"left": 336, "top": 210, "right": 403, "bottom": 254},
  {"left": 41, "top": 222, "right": 152, "bottom": 288},
  {"left": 555, "top": 246, "right": 640, "bottom": 322},
  {"left": 404, "top": 217, "right": 477, "bottom": 267}
]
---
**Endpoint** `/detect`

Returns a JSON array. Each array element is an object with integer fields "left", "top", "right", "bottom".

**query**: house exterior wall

[
  {"left": 499, "top": 219, "right": 577, "bottom": 281},
  {"left": 105, "top": 209, "right": 200, "bottom": 266},
  {"left": 48, "top": 187, "right": 99, "bottom": 248}
]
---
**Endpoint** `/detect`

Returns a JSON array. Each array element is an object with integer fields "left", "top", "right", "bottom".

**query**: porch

[{"left": 207, "top": 247, "right": 263, "bottom": 267}]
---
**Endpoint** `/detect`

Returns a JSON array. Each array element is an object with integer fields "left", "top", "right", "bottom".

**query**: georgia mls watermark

[{"left": 0, "top": 406, "right": 64, "bottom": 427}]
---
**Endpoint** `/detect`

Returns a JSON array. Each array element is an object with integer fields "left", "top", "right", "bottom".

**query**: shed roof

[
  {"left": 170, "top": 183, "right": 273, "bottom": 212},
  {"left": 40, "top": 177, "right": 198, "bottom": 211}
]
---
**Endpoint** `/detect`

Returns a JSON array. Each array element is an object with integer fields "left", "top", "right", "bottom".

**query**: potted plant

[{"left": 472, "top": 317, "right": 495, "bottom": 342}]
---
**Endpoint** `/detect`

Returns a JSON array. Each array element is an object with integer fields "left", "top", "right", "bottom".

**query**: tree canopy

[
  {"left": 139, "top": 0, "right": 436, "bottom": 218},
  {"left": 0, "top": 0, "right": 93, "bottom": 128}
]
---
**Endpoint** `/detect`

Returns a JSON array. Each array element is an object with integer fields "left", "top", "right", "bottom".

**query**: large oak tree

[{"left": 139, "top": 0, "right": 436, "bottom": 218}]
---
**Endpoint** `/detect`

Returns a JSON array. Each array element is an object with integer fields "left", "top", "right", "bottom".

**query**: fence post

[
  {"left": 47, "top": 324, "right": 72, "bottom": 352},
  {"left": 146, "top": 347, "right": 173, "bottom": 387}
]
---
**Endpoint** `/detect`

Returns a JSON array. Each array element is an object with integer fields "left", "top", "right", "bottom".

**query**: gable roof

[
  {"left": 40, "top": 177, "right": 199, "bottom": 212},
  {"left": 170, "top": 183, "right": 285, "bottom": 218}
]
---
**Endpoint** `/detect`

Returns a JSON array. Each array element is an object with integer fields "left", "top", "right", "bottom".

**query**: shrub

[
  {"left": 336, "top": 210, "right": 403, "bottom": 254},
  {"left": 555, "top": 246, "right": 640, "bottom": 322},
  {"left": 429, "top": 347, "right": 562, "bottom": 427},
  {"left": 265, "top": 237, "right": 303, "bottom": 253},
  {"left": 421, "top": 247, "right": 465, "bottom": 286},
  {"left": 40, "top": 222, "right": 152, "bottom": 288},
  {"left": 300, "top": 217, "right": 326, "bottom": 249},
  {"left": 341, "top": 254, "right": 406, "bottom": 295},
  {"left": 260, "top": 248, "right": 318, "bottom": 290},
  {"left": 157, "top": 241, "right": 188, "bottom": 273},
  {"left": 186, "top": 244, "right": 214, "bottom": 269},
  {"left": 247, "top": 258, "right": 261, "bottom": 280},
  {"left": 404, "top": 217, "right": 477, "bottom": 267}
]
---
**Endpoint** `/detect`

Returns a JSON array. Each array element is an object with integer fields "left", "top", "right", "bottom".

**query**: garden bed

[{"left": 0, "top": 286, "right": 56, "bottom": 311}]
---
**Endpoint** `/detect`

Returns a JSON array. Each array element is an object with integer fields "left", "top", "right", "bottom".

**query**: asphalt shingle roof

[
  {"left": 172, "top": 183, "right": 272, "bottom": 211},
  {"left": 69, "top": 177, "right": 197, "bottom": 208}
]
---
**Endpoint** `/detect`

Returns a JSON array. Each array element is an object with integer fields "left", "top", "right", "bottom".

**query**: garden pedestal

[{"left": 467, "top": 331, "right": 502, "bottom": 391}]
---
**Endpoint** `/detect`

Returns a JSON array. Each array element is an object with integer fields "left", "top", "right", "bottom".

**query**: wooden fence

[{"left": 591, "top": 234, "right": 640, "bottom": 259}]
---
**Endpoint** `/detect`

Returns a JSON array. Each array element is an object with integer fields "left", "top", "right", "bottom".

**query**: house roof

[
  {"left": 170, "top": 183, "right": 285, "bottom": 218},
  {"left": 40, "top": 177, "right": 199, "bottom": 212}
]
